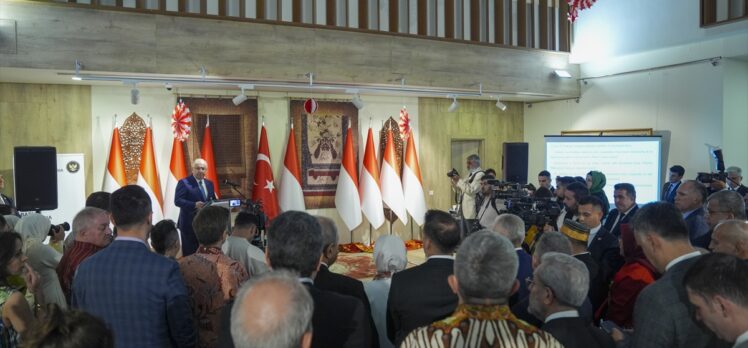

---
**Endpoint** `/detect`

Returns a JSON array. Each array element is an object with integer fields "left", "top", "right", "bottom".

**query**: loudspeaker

[
  {"left": 503, "top": 142, "right": 529, "bottom": 184},
  {"left": 13, "top": 147, "right": 58, "bottom": 211}
]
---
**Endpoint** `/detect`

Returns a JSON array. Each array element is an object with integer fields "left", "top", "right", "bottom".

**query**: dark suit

[
  {"left": 216, "top": 281, "right": 371, "bottom": 348},
  {"left": 632, "top": 255, "right": 728, "bottom": 348},
  {"left": 314, "top": 264, "right": 378, "bottom": 348},
  {"left": 175, "top": 175, "right": 215, "bottom": 256},
  {"left": 661, "top": 181, "right": 681, "bottom": 203},
  {"left": 72, "top": 240, "right": 196, "bottom": 348},
  {"left": 510, "top": 249, "right": 533, "bottom": 307},
  {"left": 543, "top": 316, "right": 615, "bottom": 348},
  {"left": 575, "top": 252, "right": 607, "bottom": 314},
  {"left": 734, "top": 184, "right": 748, "bottom": 197},
  {"left": 0, "top": 193, "right": 16, "bottom": 215},
  {"left": 588, "top": 226, "right": 624, "bottom": 284},
  {"left": 603, "top": 205, "right": 639, "bottom": 237},
  {"left": 387, "top": 257, "right": 458, "bottom": 346},
  {"left": 511, "top": 293, "right": 594, "bottom": 327},
  {"left": 684, "top": 208, "right": 710, "bottom": 248}
]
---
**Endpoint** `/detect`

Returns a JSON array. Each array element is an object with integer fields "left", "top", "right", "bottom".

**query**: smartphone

[
  {"left": 599, "top": 320, "right": 621, "bottom": 334},
  {"left": 229, "top": 199, "right": 242, "bottom": 207}
]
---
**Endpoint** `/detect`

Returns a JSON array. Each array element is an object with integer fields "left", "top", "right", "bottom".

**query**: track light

[
  {"left": 448, "top": 96, "right": 459, "bottom": 112},
  {"left": 72, "top": 60, "right": 82, "bottom": 81},
  {"left": 351, "top": 94, "right": 364, "bottom": 110},
  {"left": 495, "top": 96, "right": 507, "bottom": 111},
  {"left": 232, "top": 84, "right": 254, "bottom": 106},
  {"left": 554, "top": 70, "right": 572, "bottom": 78},
  {"left": 131, "top": 85, "right": 139, "bottom": 105}
]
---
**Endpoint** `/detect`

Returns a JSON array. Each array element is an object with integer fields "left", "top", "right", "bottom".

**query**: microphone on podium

[{"left": 224, "top": 179, "right": 241, "bottom": 187}]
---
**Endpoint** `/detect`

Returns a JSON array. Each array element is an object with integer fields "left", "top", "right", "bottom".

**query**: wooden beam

[
  {"left": 158, "top": 0, "right": 166, "bottom": 11},
  {"left": 470, "top": 0, "right": 480, "bottom": 41},
  {"left": 539, "top": 0, "right": 548, "bottom": 49},
  {"left": 517, "top": 0, "right": 526, "bottom": 47},
  {"left": 257, "top": 0, "right": 266, "bottom": 19},
  {"left": 327, "top": 0, "right": 336, "bottom": 26},
  {"left": 239, "top": 0, "right": 246, "bottom": 17},
  {"left": 701, "top": 0, "right": 717, "bottom": 26},
  {"left": 293, "top": 0, "right": 302, "bottom": 22},
  {"left": 417, "top": 0, "right": 427, "bottom": 35},
  {"left": 116, "top": 0, "right": 124, "bottom": 7},
  {"left": 494, "top": 0, "right": 505, "bottom": 44},
  {"left": 444, "top": 0, "right": 454, "bottom": 38},
  {"left": 559, "top": 0, "right": 570, "bottom": 51},
  {"left": 218, "top": 0, "right": 226, "bottom": 16},
  {"left": 389, "top": 0, "right": 398, "bottom": 32},
  {"left": 200, "top": 0, "right": 207, "bottom": 14},
  {"left": 359, "top": 0, "right": 369, "bottom": 29}
]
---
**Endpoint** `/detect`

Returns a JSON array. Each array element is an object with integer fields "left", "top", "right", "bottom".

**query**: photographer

[
  {"left": 726, "top": 166, "right": 748, "bottom": 196},
  {"left": 449, "top": 154, "right": 485, "bottom": 219},
  {"left": 476, "top": 175, "right": 502, "bottom": 229}
]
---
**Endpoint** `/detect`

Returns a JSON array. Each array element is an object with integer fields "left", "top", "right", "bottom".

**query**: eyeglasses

[{"left": 525, "top": 277, "right": 534, "bottom": 288}]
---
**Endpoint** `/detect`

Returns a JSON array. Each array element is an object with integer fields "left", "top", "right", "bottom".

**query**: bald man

[
  {"left": 231, "top": 271, "right": 314, "bottom": 348},
  {"left": 175, "top": 158, "right": 216, "bottom": 256},
  {"left": 710, "top": 220, "right": 748, "bottom": 260}
]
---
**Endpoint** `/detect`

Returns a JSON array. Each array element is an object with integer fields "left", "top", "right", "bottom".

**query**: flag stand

[
  {"left": 368, "top": 223, "right": 372, "bottom": 246},
  {"left": 410, "top": 220, "right": 414, "bottom": 241}
]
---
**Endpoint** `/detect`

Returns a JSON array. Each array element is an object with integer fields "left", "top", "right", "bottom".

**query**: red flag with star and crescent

[{"left": 252, "top": 125, "right": 280, "bottom": 220}]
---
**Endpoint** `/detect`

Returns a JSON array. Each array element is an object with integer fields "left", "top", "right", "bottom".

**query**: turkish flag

[{"left": 252, "top": 125, "right": 280, "bottom": 220}]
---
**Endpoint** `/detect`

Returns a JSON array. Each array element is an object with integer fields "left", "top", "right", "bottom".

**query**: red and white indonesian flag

[
  {"left": 201, "top": 117, "right": 221, "bottom": 199},
  {"left": 279, "top": 124, "right": 306, "bottom": 212},
  {"left": 137, "top": 127, "right": 164, "bottom": 221},
  {"left": 359, "top": 128, "right": 385, "bottom": 229},
  {"left": 103, "top": 127, "right": 127, "bottom": 193},
  {"left": 402, "top": 130, "right": 427, "bottom": 226},
  {"left": 252, "top": 125, "right": 280, "bottom": 220},
  {"left": 163, "top": 138, "right": 187, "bottom": 222},
  {"left": 335, "top": 125, "right": 362, "bottom": 231},
  {"left": 381, "top": 129, "right": 408, "bottom": 225}
]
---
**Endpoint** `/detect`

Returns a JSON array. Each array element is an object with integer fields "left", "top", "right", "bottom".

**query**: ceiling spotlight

[
  {"left": 72, "top": 60, "right": 82, "bottom": 81},
  {"left": 495, "top": 96, "right": 507, "bottom": 111},
  {"left": 232, "top": 84, "right": 254, "bottom": 106},
  {"left": 554, "top": 69, "right": 572, "bottom": 78},
  {"left": 131, "top": 86, "right": 139, "bottom": 105},
  {"left": 351, "top": 94, "right": 364, "bottom": 110},
  {"left": 448, "top": 96, "right": 459, "bottom": 113}
]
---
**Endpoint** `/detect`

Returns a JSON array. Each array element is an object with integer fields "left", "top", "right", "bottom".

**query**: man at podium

[{"left": 176, "top": 158, "right": 216, "bottom": 256}]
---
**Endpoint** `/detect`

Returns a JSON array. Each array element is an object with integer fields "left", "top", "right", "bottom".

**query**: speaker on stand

[{"left": 13, "top": 147, "right": 58, "bottom": 212}]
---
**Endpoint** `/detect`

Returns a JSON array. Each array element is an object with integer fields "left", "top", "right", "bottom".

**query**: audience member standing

[
  {"left": 364, "top": 235, "right": 407, "bottom": 348},
  {"left": 23, "top": 304, "right": 114, "bottom": 348},
  {"left": 175, "top": 158, "right": 216, "bottom": 257},
  {"left": 661, "top": 165, "right": 684, "bottom": 203},
  {"left": 684, "top": 253, "right": 748, "bottom": 348},
  {"left": 603, "top": 183, "right": 639, "bottom": 237},
  {"left": 529, "top": 252, "right": 614, "bottom": 348},
  {"left": 230, "top": 271, "right": 313, "bottom": 348},
  {"left": 562, "top": 182, "right": 590, "bottom": 224},
  {"left": 675, "top": 180, "right": 710, "bottom": 247},
  {"left": 597, "top": 224, "right": 658, "bottom": 328},
  {"left": 314, "top": 216, "right": 378, "bottom": 348},
  {"left": 586, "top": 171, "right": 610, "bottom": 213},
  {"left": 401, "top": 231, "right": 562, "bottom": 348},
  {"left": 222, "top": 212, "right": 268, "bottom": 277},
  {"left": 57, "top": 207, "right": 112, "bottom": 304},
  {"left": 698, "top": 190, "right": 747, "bottom": 248},
  {"left": 387, "top": 210, "right": 460, "bottom": 346},
  {"left": 19, "top": 214, "right": 66, "bottom": 309},
  {"left": 709, "top": 220, "right": 748, "bottom": 259},
  {"left": 726, "top": 166, "right": 748, "bottom": 196},
  {"left": 150, "top": 219, "right": 181, "bottom": 259},
  {"left": 538, "top": 170, "right": 555, "bottom": 194},
  {"left": 0, "top": 174, "right": 17, "bottom": 216},
  {"left": 179, "top": 206, "right": 248, "bottom": 348},
  {"left": 72, "top": 185, "right": 196, "bottom": 348},
  {"left": 618, "top": 202, "right": 723, "bottom": 348},
  {"left": 493, "top": 214, "right": 533, "bottom": 306},
  {"left": 0, "top": 231, "right": 44, "bottom": 347}
]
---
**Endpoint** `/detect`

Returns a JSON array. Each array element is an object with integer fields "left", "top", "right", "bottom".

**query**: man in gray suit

[
  {"left": 684, "top": 253, "right": 748, "bottom": 348},
  {"left": 614, "top": 202, "right": 725, "bottom": 348}
]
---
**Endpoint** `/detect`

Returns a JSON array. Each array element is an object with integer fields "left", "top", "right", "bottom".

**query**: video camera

[
  {"left": 49, "top": 222, "right": 70, "bottom": 237},
  {"left": 487, "top": 179, "right": 533, "bottom": 200},
  {"left": 502, "top": 197, "right": 562, "bottom": 229},
  {"left": 697, "top": 148, "right": 728, "bottom": 184},
  {"left": 230, "top": 199, "right": 268, "bottom": 250}
]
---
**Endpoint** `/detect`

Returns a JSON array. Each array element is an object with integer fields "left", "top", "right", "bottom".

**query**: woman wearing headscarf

[
  {"left": 364, "top": 235, "right": 408, "bottom": 348},
  {"left": 3, "top": 215, "right": 20, "bottom": 233},
  {"left": 596, "top": 224, "right": 659, "bottom": 328},
  {"left": 18, "top": 214, "right": 66, "bottom": 309},
  {"left": 586, "top": 170, "right": 611, "bottom": 213}
]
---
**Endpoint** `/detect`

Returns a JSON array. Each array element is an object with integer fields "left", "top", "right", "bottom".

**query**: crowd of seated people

[{"left": 0, "top": 163, "right": 747, "bottom": 348}]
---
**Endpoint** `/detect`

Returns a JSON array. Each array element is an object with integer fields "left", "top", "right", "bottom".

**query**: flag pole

[{"left": 369, "top": 222, "right": 372, "bottom": 246}]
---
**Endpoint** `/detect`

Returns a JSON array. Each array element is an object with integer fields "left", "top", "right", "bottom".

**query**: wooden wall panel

[
  {"left": 389, "top": 0, "right": 398, "bottom": 32},
  {"left": 444, "top": 0, "right": 454, "bottom": 39},
  {"left": 419, "top": 98, "right": 523, "bottom": 212},
  {"left": 517, "top": 0, "right": 526, "bottom": 47},
  {"left": 539, "top": 0, "right": 548, "bottom": 49},
  {"left": 0, "top": 83, "right": 93, "bottom": 195},
  {"left": 559, "top": 0, "right": 570, "bottom": 51}
]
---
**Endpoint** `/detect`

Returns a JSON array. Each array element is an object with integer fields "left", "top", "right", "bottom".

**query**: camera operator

[
  {"left": 449, "top": 154, "right": 485, "bottom": 219},
  {"left": 476, "top": 175, "right": 502, "bottom": 229},
  {"left": 538, "top": 170, "right": 555, "bottom": 194},
  {"left": 726, "top": 166, "right": 748, "bottom": 196}
]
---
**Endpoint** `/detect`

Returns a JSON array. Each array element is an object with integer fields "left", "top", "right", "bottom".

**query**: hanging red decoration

[
  {"left": 171, "top": 99, "right": 192, "bottom": 141},
  {"left": 304, "top": 98, "right": 318, "bottom": 114},
  {"left": 398, "top": 107, "right": 411, "bottom": 141},
  {"left": 568, "top": 0, "right": 597, "bottom": 22}
]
